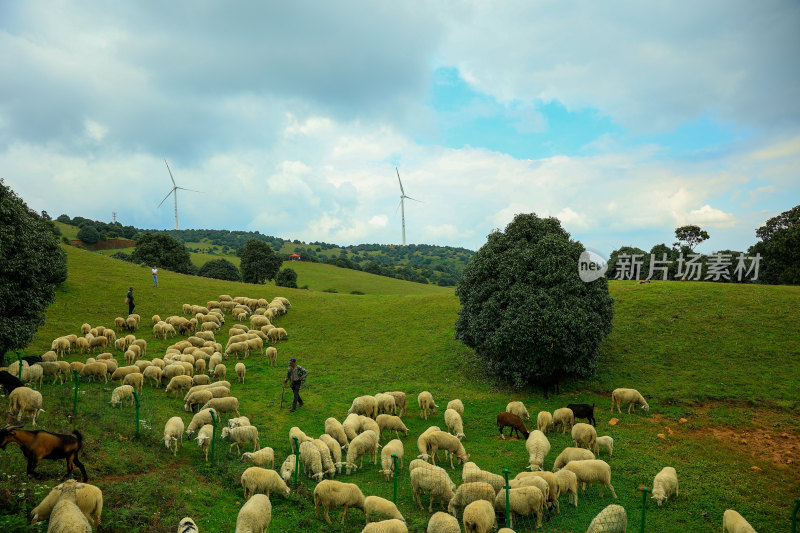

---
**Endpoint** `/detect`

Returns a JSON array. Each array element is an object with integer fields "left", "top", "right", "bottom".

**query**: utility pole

[{"left": 112, "top": 212, "right": 117, "bottom": 223}]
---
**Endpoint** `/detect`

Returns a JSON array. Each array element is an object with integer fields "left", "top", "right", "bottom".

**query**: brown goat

[
  {"left": 0, "top": 426, "right": 88, "bottom": 481},
  {"left": 496, "top": 412, "right": 530, "bottom": 440}
]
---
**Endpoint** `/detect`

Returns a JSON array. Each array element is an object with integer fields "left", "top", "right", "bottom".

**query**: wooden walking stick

[{"left": 280, "top": 382, "right": 286, "bottom": 409}]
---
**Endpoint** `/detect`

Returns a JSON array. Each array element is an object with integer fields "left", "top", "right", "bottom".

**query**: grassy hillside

[{"left": 0, "top": 245, "right": 797, "bottom": 532}]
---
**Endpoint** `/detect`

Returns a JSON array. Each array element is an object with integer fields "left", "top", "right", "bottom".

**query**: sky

[{"left": 2, "top": 1, "right": 799, "bottom": 256}]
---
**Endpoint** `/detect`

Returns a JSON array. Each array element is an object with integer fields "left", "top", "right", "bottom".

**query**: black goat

[
  {"left": 497, "top": 412, "right": 530, "bottom": 440},
  {"left": 567, "top": 403, "right": 596, "bottom": 426},
  {"left": 0, "top": 426, "right": 88, "bottom": 481},
  {"left": 21, "top": 355, "right": 43, "bottom": 365},
  {"left": 0, "top": 370, "right": 24, "bottom": 395}
]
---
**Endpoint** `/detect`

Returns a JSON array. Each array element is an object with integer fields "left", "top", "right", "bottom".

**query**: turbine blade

[
  {"left": 404, "top": 195, "right": 423, "bottom": 203},
  {"left": 157, "top": 189, "right": 174, "bottom": 208},
  {"left": 175, "top": 187, "right": 203, "bottom": 193},
  {"left": 165, "top": 160, "right": 176, "bottom": 187},
  {"left": 396, "top": 167, "right": 405, "bottom": 195},
  {"left": 395, "top": 200, "right": 402, "bottom": 215}
]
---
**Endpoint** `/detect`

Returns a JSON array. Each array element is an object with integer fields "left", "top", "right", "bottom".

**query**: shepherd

[{"left": 283, "top": 358, "right": 307, "bottom": 413}]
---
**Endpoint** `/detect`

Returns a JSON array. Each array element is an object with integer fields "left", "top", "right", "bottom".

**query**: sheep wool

[
  {"left": 280, "top": 454, "right": 297, "bottom": 482},
  {"left": 427, "top": 511, "right": 461, "bottom": 533},
  {"left": 312, "top": 438, "right": 337, "bottom": 478},
  {"left": 444, "top": 409, "right": 465, "bottom": 440},
  {"left": 537, "top": 411, "right": 553, "bottom": 433},
  {"left": 610, "top": 388, "right": 650, "bottom": 414},
  {"left": 446, "top": 399, "right": 464, "bottom": 417},
  {"left": 376, "top": 414, "right": 409, "bottom": 441},
  {"left": 417, "top": 391, "right": 438, "bottom": 420},
  {"left": 554, "top": 468, "right": 579, "bottom": 507},
  {"left": 651, "top": 467, "right": 678, "bottom": 507},
  {"left": 379, "top": 439, "right": 405, "bottom": 480},
  {"left": 235, "top": 493, "right": 271, "bottom": 533},
  {"left": 494, "top": 486, "right": 545, "bottom": 530},
  {"left": 343, "top": 413, "right": 363, "bottom": 442},
  {"left": 319, "top": 434, "right": 344, "bottom": 473},
  {"left": 46, "top": 479, "right": 92, "bottom": 533},
  {"left": 365, "top": 495, "right": 405, "bottom": 523},
  {"left": 8, "top": 386, "right": 44, "bottom": 426},
  {"left": 31, "top": 482, "right": 103, "bottom": 527},
  {"left": 300, "top": 440, "right": 326, "bottom": 481},
  {"left": 553, "top": 407, "right": 575, "bottom": 434},
  {"left": 563, "top": 459, "right": 617, "bottom": 499},
  {"left": 426, "top": 431, "right": 470, "bottom": 469},
  {"left": 410, "top": 467, "right": 455, "bottom": 512},
  {"left": 722, "top": 509, "right": 757, "bottom": 533},
  {"left": 313, "top": 480, "right": 366, "bottom": 524},
  {"left": 222, "top": 425, "right": 260, "bottom": 455},
  {"left": 348, "top": 395, "right": 379, "bottom": 418},
  {"left": 585, "top": 504, "right": 627, "bottom": 533},
  {"left": 346, "top": 430, "right": 380, "bottom": 474},
  {"left": 552, "top": 447, "right": 595, "bottom": 472},
  {"left": 462, "top": 499, "right": 496, "bottom": 533},
  {"left": 240, "top": 466, "right": 291, "bottom": 499},
  {"left": 506, "top": 401, "right": 530, "bottom": 420},
  {"left": 362, "top": 519, "right": 408, "bottom": 533},
  {"left": 596, "top": 436, "right": 614, "bottom": 456},
  {"left": 235, "top": 362, "right": 246, "bottom": 383},
  {"left": 386, "top": 391, "right": 407, "bottom": 417},
  {"left": 240, "top": 447, "right": 275, "bottom": 469},
  {"left": 201, "top": 396, "right": 240, "bottom": 417},
  {"left": 462, "top": 462, "right": 504, "bottom": 494},
  {"left": 525, "top": 430, "right": 550, "bottom": 472},
  {"left": 447, "top": 482, "right": 495, "bottom": 518},
  {"left": 110, "top": 385, "right": 134, "bottom": 407},
  {"left": 571, "top": 423, "right": 598, "bottom": 454},
  {"left": 177, "top": 517, "right": 198, "bottom": 533}
]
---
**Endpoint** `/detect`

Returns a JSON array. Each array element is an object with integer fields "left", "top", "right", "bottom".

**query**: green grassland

[{"left": 0, "top": 245, "right": 797, "bottom": 532}]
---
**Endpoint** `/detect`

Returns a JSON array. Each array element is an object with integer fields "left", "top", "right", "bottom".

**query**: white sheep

[
  {"left": 346, "top": 430, "right": 380, "bottom": 474},
  {"left": 596, "top": 436, "right": 614, "bottom": 456},
  {"left": 525, "top": 430, "right": 550, "bottom": 472},
  {"left": 177, "top": 517, "right": 198, "bottom": 533},
  {"left": 300, "top": 440, "right": 326, "bottom": 481},
  {"left": 610, "top": 388, "right": 650, "bottom": 414},
  {"left": 201, "top": 397, "right": 240, "bottom": 417},
  {"left": 722, "top": 509, "right": 757, "bottom": 533},
  {"left": 313, "top": 438, "right": 337, "bottom": 478},
  {"left": 379, "top": 439, "right": 404, "bottom": 480},
  {"left": 376, "top": 414, "right": 409, "bottom": 441},
  {"left": 572, "top": 423, "right": 598, "bottom": 454},
  {"left": 462, "top": 461, "right": 505, "bottom": 493},
  {"left": 349, "top": 395, "right": 379, "bottom": 418},
  {"left": 186, "top": 409, "right": 216, "bottom": 438},
  {"left": 416, "top": 425, "right": 442, "bottom": 463},
  {"left": 240, "top": 447, "right": 275, "bottom": 469},
  {"left": 444, "top": 409, "right": 465, "bottom": 440},
  {"left": 229, "top": 416, "right": 251, "bottom": 428},
  {"left": 462, "top": 499, "right": 497, "bottom": 533},
  {"left": 513, "top": 471, "right": 559, "bottom": 512},
  {"left": 563, "top": 459, "right": 617, "bottom": 499},
  {"left": 313, "top": 480, "right": 366, "bottom": 524},
  {"left": 163, "top": 416, "right": 185, "bottom": 456},
  {"left": 289, "top": 426, "right": 315, "bottom": 451},
  {"left": 552, "top": 447, "right": 596, "bottom": 472},
  {"left": 122, "top": 372, "right": 144, "bottom": 394},
  {"left": 222, "top": 425, "right": 259, "bottom": 455},
  {"left": 325, "top": 417, "right": 350, "bottom": 449},
  {"left": 359, "top": 415, "right": 381, "bottom": 436},
  {"left": 195, "top": 424, "right": 214, "bottom": 461},
  {"left": 427, "top": 511, "right": 460, "bottom": 533},
  {"left": 362, "top": 519, "right": 408, "bottom": 533},
  {"left": 553, "top": 407, "right": 574, "bottom": 434},
  {"left": 386, "top": 391, "right": 407, "bottom": 417},
  {"left": 235, "top": 362, "right": 246, "bottom": 383},
  {"left": 410, "top": 466, "right": 455, "bottom": 512},
  {"left": 110, "top": 385, "right": 135, "bottom": 407},
  {"left": 80, "top": 362, "right": 109, "bottom": 383},
  {"left": 365, "top": 495, "right": 405, "bottom": 523},
  {"left": 494, "top": 486, "right": 545, "bottom": 530},
  {"left": 554, "top": 468, "right": 579, "bottom": 507},
  {"left": 447, "top": 482, "right": 495, "bottom": 518},
  {"left": 213, "top": 363, "right": 227, "bottom": 381},
  {"left": 184, "top": 390, "right": 213, "bottom": 412},
  {"left": 651, "top": 466, "right": 678, "bottom": 506},
  {"left": 343, "top": 413, "right": 363, "bottom": 442},
  {"left": 30, "top": 481, "right": 103, "bottom": 527},
  {"left": 426, "top": 431, "right": 470, "bottom": 469},
  {"left": 509, "top": 475, "right": 550, "bottom": 502},
  {"left": 585, "top": 504, "right": 627, "bottom": 533},
  {"left": 375, "top": 393, "right": 397, "bottom": 415},
  {"left": 235, "top": 493, "right": 271, "bottom": 533},
  {"left": 446, "top": 399, "right": 464, "bottom": 417},
  {"left": 25, "top": 364, "right": 44, "bottom": 388},
  {"left": 319, "top": 434, "right": 344, "bottom": 473},
  {"left": 45, "top": 479, "right": 92, "bottom": 533},
  {"left": 280, "top": 454, "right": 297, "bottom": 482},
  {"left": 418, "top": 391, "right": 438, "bottom": 420},
  {"left": 166, "top": 375, "right": 194, "bottom": 397},
  {"left": 8, "top": 386, "right": 44, "bottom": 426},
  {"left": 537, "top": 411, "right": 553, "bottom": 433},
  {"left": 506, "top": 401, "right": 530, "bottom": 420},
  {"left": 240, "top": 466, "right": 291, "bottom": 499},
  {"left": 264, "top": 346, "right": 277, "bottom": 366}
]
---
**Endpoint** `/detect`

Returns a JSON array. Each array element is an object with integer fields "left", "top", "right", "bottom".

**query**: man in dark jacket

[
  {"left": 283, "top": 358, "right": 307, "bottom": 412},
  {"left": 126, "top": 287, "right": 135, "bottom": 315}
]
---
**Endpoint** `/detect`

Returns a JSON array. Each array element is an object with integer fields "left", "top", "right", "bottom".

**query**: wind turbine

[
  {"left": 158, "top": 160, "right": 202, "bottom": 230},
  {"left": 395, "top": 167, "right": 422, "bottom": 245}
]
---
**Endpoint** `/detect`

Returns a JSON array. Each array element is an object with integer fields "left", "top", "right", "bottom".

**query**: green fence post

[
  {"left": 392, "top": 454, "right": 398, "bottom": 503},
  {"left": 132, "top": 391, "right": 140, "bottom": 438},
  {"left": 210, "top": 409, "right": 218, "bottom": 463},
  {"left": 503, "top": 469, "right": 510, "bottom": 528},
  {"left": 639, "top": 486, "right": 649, "bottom": 533},
  {"left": 293, "top": 436, "right": 300, "bottom": 487},
  {"left": 16, "top": 351, "right": 23, "bottom": 380},
  {"left": 72, "top": 370, "right": 80, "bottom": 416},
  {"left": 791, "top": 497, "right": 800, "bottom": 533}
]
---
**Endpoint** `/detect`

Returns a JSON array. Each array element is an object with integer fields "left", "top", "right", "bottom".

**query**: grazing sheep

[
  {"left": 651, "top": 467, "right": 678, "bottom": 506},
  {"left": 410, "top": 467, "right": 456, "bottom": 512},
  {"left": 359, "top": 415, "right": 381, "bottom": 437},
  {"left": 375, "top": 393, "right": 397, "bottom": 415},
  {"left": 563, "top": 460, "right": 617, "bottom": 498},
  {"left": 572, "top": 423, "right": 599, "bottom": 454},
  {"left": 133, "top": 360, "right": 152, "bottom": 372},
  {"left": 537, "top": 411, "right": 553, "bottom": 433},
  {"left": 585, "top": 504, "right": 627, "bottom": 533},
  {"left": 512, "top": 471, "right": 558, "bottom": 513},
  {"left": 80, "top": 362, "right": 108, "bottom": 383},
  {"left": 235, "top": 362, "right": 246, "bottom": 383},
  {"left": 122, "top": 372, "right": 144, "bottom": 394},
  {"left": 462, "top": 499, "right": 497, "bottom": 533},
  {"left": 497, "top": 412, "right": 529, "bottom": 440},
  {"left": 416, "top": 425, "right": 442, "bottom": 463},
  {"left": 553, "top": 446, "right": 595, "bottom": 472},
  {"left": 30, "top": 481, "right": 103, "bottom": 527},
  {"left": 280, "top": 454, "right": 297, "bottom": 483},
  {"left": 364, "top": 495, "right": 404, "bottom": 523},
  {"left": 510, "top": 475, "right": 550, "bottom": 501},
  {"left": 553, "top": 407, "right": 575, "bottom": 434},
  {"left": 195, "top": 358, "right": 206, "bottom": 375},
  {"left": 195, "top": 424, "right": 214, "bottom": 461},
  {"left": 387, "top": 391, "right": 407, "bottom": 417},
  {"left": 596, "top": 436, "right": 614, "bottom": 456},
  {"left": 80, "top": 323, "right": 91, "bottom": 335},
  {"left": 229, "top": 416, "right": 251, "bottom": 428},
  {"left": 462, "top": 462, "right": 505, "bottom": 493},
  {"left": 362, "top": 519, "right": 408, "bottom": 533},
  {"left": 45, "top": 479, "right": 92, "bottom": 533},
  {"left": 201, "top": 396, "right": 240, "bottom": 417},
  {"left": 610, "top": 388, "right": 649, "bottom": 414},
  {"left": 425, "top": 431, "right": 470, "bottom": 469},
  {"left": 213, "top": 363, "right": 227, "bottom": 381},
  {"left": 447, "top": 482, "right": 495, "bottom": 518},
  {"left": 444, "top": 409, "right": 465, "bottom": 440},
  {"left": 186, "top": 409, "right": 216, "bottom": 438},
  {"left": 25, "top": 364, "right": 44, "bottom": 388},
  {"left": 494, "top": 486, "right": 545, "bottom": 530},
  {"left": 289, "top": 426, "right": 315, "bottom": 450},
  {"left": 525, "top": 430, "right": 550, "bottom": 472},
  {"left": 162, "top": 364, "right": 187, "bottom": 381},
  {"left": 240, "top": 447, "right": 275, "bottom": 469},
  {"left": 222, "top": 425, "right": 260, "bottom": 455},
  {"left": 75, "top": 337, "right": 89, "bottom": 354},
  {"left": 8, "top": 386, "right": 44, "bottom": 426},
  {"left": 192, "top": 374, "right": 210, "bottom": 386},
  {"left": 418, "top": 391, "right": 438, "bottom": 420},
  {"left": 319, "top": 434, "right": 344, "bottom": 473},
  {"left": 166, "top": 375, "right": 194, "bottom": 397},
  {"left": 178, "top": 517, "right": 198, "bottom": 533},
  {"left": 240, "top": 466, "right": 291, "bottom": 499},
  {"left": 446, "top": 399, "right": 464, "bottom": 417},
  {"left": 110, "top": 385, "right": 135, "bottom": 407},
  {"left": 349, "top": 395, "right": 379, "bottom": 418},
  {"left": 143, "top": 366, "right": 163, "bottom": 388},
  {"left": 376, "top": 414, "right": 409, "bottom": 441},
  {"left": 163, "top": 416, "right": 185, "bottom": 456},
  {"left": 554, "top": 468, "right": 579, "bottom": 507},
  {"left": 427, "top": 512, "right": 460, "bottom": 533},
  {"left": 506, "top": 401, "right": 530, "bottom": 420},
  {"left": 343, "top": 413, "right": 363, "bottom": 442},
  {"left": 346, "top": 430, "right": 380, "bottom": 474},
  {"left": 313, "top": 480, "right": 366, "bottom": 524},
  {"left": 379, "top": 439, "right": 405, "bottom": 480},
  {"left": 722, "top": 509, "right": 757, "bottom": 533},
  {"left": 264, "top": 346, "right": 277, "bottom": 366},
  {"left": 235, "top": 493, "right": 271, "bottom": 533},
  {"left": 300, "top": 440, "right": 326, "bottom": 481}
]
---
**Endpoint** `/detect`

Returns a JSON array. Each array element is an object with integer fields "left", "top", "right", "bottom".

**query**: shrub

[
  {"left": 350, "top": 290, "right": 365, "bottom": 295},
  {"left": 77, "top": 224, "right": 100, "bottom": 245},
  {"left": 198, "top": 258, "right": 241, "bottom": 281},
  {"left": 111, "top": 252, "right": 133, "bottom": 262},
  {"left": 322, "top": 288, "right": 339, "bottom": 293},
  {"left": 275, "top": 268, "right": 298, "bottom": 288}
]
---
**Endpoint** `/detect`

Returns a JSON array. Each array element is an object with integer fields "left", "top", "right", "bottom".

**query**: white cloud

[
  {"left": 369, "top": 215, "right": 388, "bottom": 228},
  {"left": 684, "top": 204, "right": 737, "bottom": 227}
]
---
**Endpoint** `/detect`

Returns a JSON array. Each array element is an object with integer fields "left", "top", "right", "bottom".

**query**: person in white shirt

[{"left": 151, "top": 267, "right": 158, "bottom": 287}]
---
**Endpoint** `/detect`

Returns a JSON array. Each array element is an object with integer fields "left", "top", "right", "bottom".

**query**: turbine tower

[
  {"left": 396, "top": 167, "right": 421, "bottom": 245},
  {"left": 158, "top": 160, "right": 202, "bottom": 230}
]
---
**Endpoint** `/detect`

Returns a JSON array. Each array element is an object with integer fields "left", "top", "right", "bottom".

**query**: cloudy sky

[{"left": 2, "top": 1, "right": 798, "bottom": 255}]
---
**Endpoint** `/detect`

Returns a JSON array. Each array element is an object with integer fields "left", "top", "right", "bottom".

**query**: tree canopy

[
  {"left": 239, "top": 239, "right": 282, "bottom": 284},
  {"left": 131, "top": 232, "right": 195, "bottom": 274},
  {"left": 275, "top": 267, "right": 298, "bottom": 288},
  {"left": 674, "top": 225, "right": 709, "bottom": 251},
  {"left": 455, "top": 213, "right": 614, "bottom": 391},
  {"left": 0, "top": 181, "right": 67, "bottom": 366},
  {"left": 198, "top": 258, "right": 241, "bottom": 282},
  {"left": 749, "top": 204, "right": 800, "bottom": 285},
  {"left": 77, "top": 224, "right": 100, "bottom": 245}
]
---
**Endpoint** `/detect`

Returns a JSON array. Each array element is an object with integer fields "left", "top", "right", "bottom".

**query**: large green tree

[
  {"left": 275, "top": 267, "right": 298, "bottom": 288},
  {"left": 0, "top": 181, "right": 68, "bottom": 366},
  {"left": 749, "top": 205, "right": 800, "bottom": 285},
  {"left": 455, "top": 213, "right": 614, "bottom": 392},
  {"left": 198, "top": 258, "right": 241, "bottom": 282},
  {"left": 77, "top": 224, "right": 100, "bottom": 245},
  {"left": 131, "top": 232, "right": 195, "bottom": 274},
  {"left": 673, "top": 224, "right": 709, "bottom": 251},
  {"left": 239, "top": 239, "right": 282, "bottom": 284}
]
